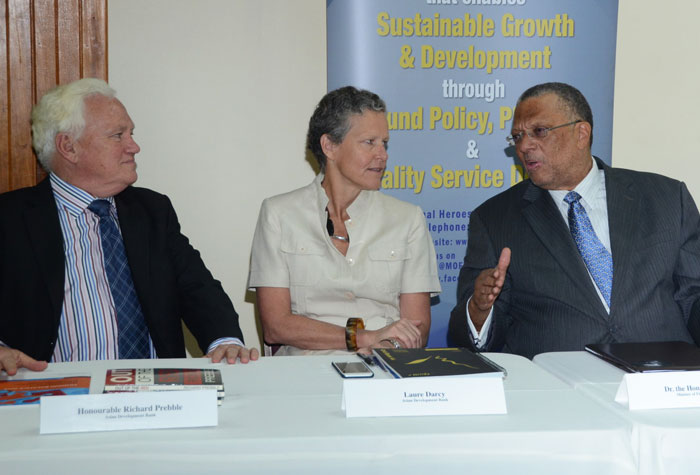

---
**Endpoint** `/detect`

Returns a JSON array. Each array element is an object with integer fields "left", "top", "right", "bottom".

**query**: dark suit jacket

[
  {"left": 448, "top": 158, "right": 700, "bottom": 359},
  {"left": 0, "top": 178, "right": 244, "bottom": 361}
]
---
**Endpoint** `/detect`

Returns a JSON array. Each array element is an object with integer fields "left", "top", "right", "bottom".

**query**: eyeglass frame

[{"left": 506, "top": 120, "right": 582, "bottom": 146}]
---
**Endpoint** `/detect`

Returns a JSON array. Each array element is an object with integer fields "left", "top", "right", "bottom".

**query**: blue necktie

[
  {"left": 564, "top": 191, "right": 613, "bottom": 307},
  {"left": 88, "top": 199, "right": 151, "bottom": 359}
]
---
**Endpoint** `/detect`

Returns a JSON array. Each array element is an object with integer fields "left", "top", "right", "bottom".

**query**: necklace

[{"left": 326, "top": 208, "right": 349, "bottom": 243}]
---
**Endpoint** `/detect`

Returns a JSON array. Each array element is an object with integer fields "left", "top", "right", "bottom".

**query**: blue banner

[{"left": 327, "top": 0, "right": 619, "bottom": 346}]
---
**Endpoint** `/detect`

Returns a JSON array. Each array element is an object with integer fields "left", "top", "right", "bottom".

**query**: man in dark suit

[
  {"left": 0, "top": 78, "right": 259, "bottom": 374},
  {"left": 448, "top": 82, "right": 700, "bottom": 359}
]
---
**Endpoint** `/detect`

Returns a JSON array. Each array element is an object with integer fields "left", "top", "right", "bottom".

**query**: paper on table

[
  {"left": 615, "top": 371, "right": 700, "bottom": 410},
  {"left": 342, "top": 374, "right": 506, "bottom": 417},
  {"left": 40, "top": 389, "right": 218, "bottom": 434}
]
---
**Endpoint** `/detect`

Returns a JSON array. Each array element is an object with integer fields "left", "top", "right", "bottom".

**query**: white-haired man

[{"left": 0, "top": 78, "right": 258, "bottom": 374}]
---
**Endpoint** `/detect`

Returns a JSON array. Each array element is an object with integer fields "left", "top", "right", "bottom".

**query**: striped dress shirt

[{"left": 50, "top": 174, "right": 156, "bottom": 361}]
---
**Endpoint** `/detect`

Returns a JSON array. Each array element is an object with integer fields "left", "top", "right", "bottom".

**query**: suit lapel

[
  {"left": 603, "top": 165, "right": 640, "bottom": 313},
  {"left": 114, "top": 189, "right": 151, "bottom": 303},
  {"left": 521, "top": 180, "right": 609, "bottom": 318},
  {"left": 23, "top": 180, "right": 65, "bottom": 325}
]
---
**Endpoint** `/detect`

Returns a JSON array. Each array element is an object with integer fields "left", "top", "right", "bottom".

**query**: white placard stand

[
  {"left": 342, "top": 375, "right": 506, "bottom": 418},
  {"left": 615, "top": 371, "right": 700, "bottom": 410},
  {"left": 40, "top": 390, "right": 218, "bottom": 434}
]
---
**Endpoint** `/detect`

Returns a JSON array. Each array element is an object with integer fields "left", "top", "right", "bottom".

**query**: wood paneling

[
  {"left": 33, "top": 0, "right": 57, "bottom": 184},
  {"left": 0, "top": 0, "right": 9, "bottom": 191},
  {"left": 56, "top": 0, "right": 80, "bottom": 84},
  {"left": 0, "top": 0, "right": 107, "bottom": 193},
  {"left": 81, "top": 0, "right": 106, "bottom": 79},
  {"left": 8, "top": 0, "right": 33, "bottom": 190}
]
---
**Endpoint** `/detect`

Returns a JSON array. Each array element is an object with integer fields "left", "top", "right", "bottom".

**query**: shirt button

[
  {"left": 347, "top": 257, "right": 354, "bottom": 265},
  {"left": 390, "top": 250, "right": 396, "bottom": 258}
]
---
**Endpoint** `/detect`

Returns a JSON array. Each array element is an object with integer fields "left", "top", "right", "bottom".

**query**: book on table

[
  {"left": 103, "top": 368, "right": 224, "bottom": 403},
  {"left": 372, "top": 347, "right": 505, "bottom": 379},
  {"left": 0, "top": 376, "right": 91, "bottom": 406},
  {"left": 584, "top": 341, "right": 700, "bottom": 373}
]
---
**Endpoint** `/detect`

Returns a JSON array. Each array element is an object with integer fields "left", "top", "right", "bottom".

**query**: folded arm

[{"left": 257, "top": 287, "right": 425, "bottom": 351}]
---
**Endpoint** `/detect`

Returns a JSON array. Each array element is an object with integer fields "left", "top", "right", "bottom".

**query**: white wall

[
  {"left": 108, "top": 0, "right": 326, "bottom": 352},
  {"left": 108, "top": 0, "right": 700, "bottom": 352},
  {"left": 613, "top": 0, "right": 700, "bottom": 199}
]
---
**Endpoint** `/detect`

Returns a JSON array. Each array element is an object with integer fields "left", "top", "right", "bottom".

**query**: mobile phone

[{"left": 332, "top": 361, "right": 374, "bottom": 378}]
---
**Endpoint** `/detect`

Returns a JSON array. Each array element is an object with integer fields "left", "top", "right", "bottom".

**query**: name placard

[
  {"left": 40, "top": 389, "right": 218, "bottom": 434},
  {"left": 342, "top": 375, "right": 506, "bottom": 417},
  {"left": 614, "top": 371, "right": 700, "bottom": 410}
]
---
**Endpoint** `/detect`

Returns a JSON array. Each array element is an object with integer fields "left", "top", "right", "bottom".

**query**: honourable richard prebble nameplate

[
  {"left": 615, "top": 371, "right": 700, "bottom": 410},
  {"left": 342, "top": 375, "right": 506, "bottom": 417},
  {"left": 40, "top": 390, "right": 218, "bottom": 434}
]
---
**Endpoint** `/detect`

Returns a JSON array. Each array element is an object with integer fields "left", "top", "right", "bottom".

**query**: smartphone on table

[{"left": 332, "top": 361, "right": 374, "bottom": 378}]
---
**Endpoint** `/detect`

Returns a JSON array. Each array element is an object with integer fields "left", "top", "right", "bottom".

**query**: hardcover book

[
  {"left": 372, "top": 347, "right": 505, "bottom": 379},
  {"left": 103, "top": 368, "right": 224, "bottom": 399},
  {"left": 0, "top": 376, "right": 91, "bottom": 406},
  {"left": 585, "top": 341, "right": 700, "bottom": 373}
]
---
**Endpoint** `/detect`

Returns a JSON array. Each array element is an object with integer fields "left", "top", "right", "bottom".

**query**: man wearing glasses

[{"left": 448, "top": 82, "right": 700, "bottom": 358}]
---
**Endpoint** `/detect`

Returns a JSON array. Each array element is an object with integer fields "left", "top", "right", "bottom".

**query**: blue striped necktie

[
  {"left": 564, "top": 191, "right": 613, "bottom": 307},
  {"left": 88, "top": 199, "right": 151, "bottom": 359}
]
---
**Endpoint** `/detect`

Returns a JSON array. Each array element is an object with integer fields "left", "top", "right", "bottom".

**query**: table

[
  {"left": 534, "top": 351, "right": 700, "bottom": 475},
  {"left": 1, "top": 353, "right": 637, "bottom": 474}
]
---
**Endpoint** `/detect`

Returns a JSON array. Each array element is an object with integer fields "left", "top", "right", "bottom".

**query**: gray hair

[
  {"left": 517, "top": 82, "right": 593, "bottom": 146},
  {"left": 306, "top": 86, "right": 386, "bottom": 172},
  {"left": 31, "top": 78, "right": 116, "bottom": 171}
]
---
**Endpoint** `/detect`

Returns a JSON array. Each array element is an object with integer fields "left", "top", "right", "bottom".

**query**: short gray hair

[
  {"left": 31, "top": 78, "right": 116, "bottom": 171},
  {"left": 306, "top": 86, "right": 386, "bottom": 172}
]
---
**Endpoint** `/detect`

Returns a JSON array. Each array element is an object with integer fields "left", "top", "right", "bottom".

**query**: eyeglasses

[{"left": 506, "top": 120, "right": 581, "bottom": 146}]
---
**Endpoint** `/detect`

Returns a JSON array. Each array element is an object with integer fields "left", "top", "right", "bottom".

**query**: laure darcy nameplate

[
  {"left": 342, "top": 375, "right": 507, "bottom": 418},
  {"left": 40, "top": 389, "right": 218, "bottom": 434}
]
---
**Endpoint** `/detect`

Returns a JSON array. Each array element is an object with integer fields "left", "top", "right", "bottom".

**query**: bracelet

[
  {"left": 345, "top": 318, "right": 365, "bottom": 352},
  {"left": 381, "top": 338, "right": 401, "bottom": 349}
]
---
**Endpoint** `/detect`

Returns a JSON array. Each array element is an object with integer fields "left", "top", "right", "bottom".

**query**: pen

[{"left": 357, "top": 353, "right": 389, "bottom": 373}]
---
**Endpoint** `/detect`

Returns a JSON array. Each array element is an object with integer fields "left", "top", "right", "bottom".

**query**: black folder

[{"left": 584, "top": 341, "right": 700, "bottom": 373}]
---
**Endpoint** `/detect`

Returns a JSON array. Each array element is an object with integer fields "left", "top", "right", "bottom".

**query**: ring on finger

[{"left": 381, "top": 338, "right": 401, "bottom": 349}]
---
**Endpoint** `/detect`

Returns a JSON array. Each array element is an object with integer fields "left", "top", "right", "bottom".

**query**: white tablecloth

[
  {"left": 1, "top": 353, "right": 636, "bottom": 474},
  {"left": 534, "top": 351, "right": 700, "bottom": 475}
]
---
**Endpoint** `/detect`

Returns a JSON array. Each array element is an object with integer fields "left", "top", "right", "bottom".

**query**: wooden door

[{"left": 1, "top": 0, "right": 107, "bottom": 193}]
